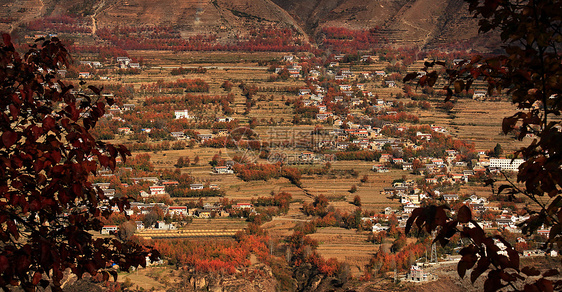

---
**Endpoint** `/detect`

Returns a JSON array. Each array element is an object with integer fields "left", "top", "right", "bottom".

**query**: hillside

[
  {"left": 271, "top": 0, "right": 498, "bottom": 49},
  {"left": 0, "top": 0, "right": 498, "bottom": 50}
]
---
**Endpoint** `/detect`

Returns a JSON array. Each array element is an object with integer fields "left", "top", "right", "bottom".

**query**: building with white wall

[{"left": 489, "top": 158, "right": 525, "bottom": 171}]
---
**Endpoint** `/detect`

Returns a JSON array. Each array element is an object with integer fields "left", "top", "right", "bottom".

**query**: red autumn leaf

[
  {"left": 454, "top": 80, "right": 465, "bottom": 93},
  {"left": 458, "top": 254, "right": 477, "bottom": 278},
  {"left": 536, "top": 278, "right": 554, "bottom": 292},
  {"left": 106, "top": 144, "right": 117, "bottom": 158},
  {"left": 42, "top": 116, "right": 55, "bottom": 131},
  {"left": 427, "top": 71, "right": 438, "bottom": 86},
  {"left": 2, "top": 33, "right": 11, "bottom": 46},
  {"left": 50, "top": 150, "right": 62, "bottom": 163},
  {"left": 31, "top": 125, "right": 42, "bottom": 140},
  {"left": 117, "top": 145, "right": 131, "bottom": 163},
  {"left": 2, "top": 131, "right": 18, "bottom": 148},
  {"left": 418, "top": 75, "right": 428, "bottom": 87},
  {"left": 98, "top": 155, "right": 109, "bottom": 167},
  {"left": 73, "top": 184, "right": 82, "bottom": 197},
  {"left": 9, "top": 104, "right": 19, "bottom": 119},
  {"left": 16, "top": 255, "right": 31, "bottom": 275},
  {"left": 32, "top": 272, "right": 42, "bottom": 285},
  {"left": 465, "top": 79, "right": 474, "bottom": 92},
  {"left": 402, "top": 72, "right": 419, "bottom": 82},
  {"left": 84, "top": 261, "right": 97, "bottom": 276},
  {"left": 434, "top": 205, "right": 449, "bottom": 227},
  {"left": 102, "top": 271, "right": 109, "bottom": 282},
  {"left": 543, "top": 269, "right": 560, "bottom": 277},
  {"left": 522, "top": 266, "right": 541, "bottom": 276},
  {"left": 61, "top": 118, "right": 70, "bottom": 130},
  {"left": 502, "top": 117, "right": 518, "bottom": 134},
  {"left": 458, "top": 205, "right": 472, "bottom": 223},
  {"left": 484, "top": 178, "right": 496, "bottom": 187},
  {"left": 484, "top": 270, "right": 503, "bottom": 292},
  {"left": 470, "top": 55, "right": 482, "bottom": 64},
  {"left": 34, "top": 160, "right": 44, "bottom": 173},
  {"left": 405, "top": 207, "right": 423, "bottom": 234},
  {"left": 424, "top": 60, "right": 435, "bottom": 67},
  {"left": 0, "top": 256, "right": 9, "bottom": 273},
  {"left": 471, "top": 256, "right": 490, "bottom": 283},
  {"left": 497, "top": 184, "right": 513, "bottom": 195},
  {"left": 88, "top": 85, "right": 101, "bottom": 95}
]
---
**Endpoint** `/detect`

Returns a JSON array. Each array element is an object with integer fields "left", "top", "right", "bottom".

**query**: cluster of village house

[
  {"left": 75, "top": 57, "right": 140, "bottom": 79},
  {"left": 98, "top": 175, "right": 255, "bottom": 234},
  {"left": 100, "top": 200, "right": 254, "bottom": 234},
  {"left": 69, "top": 52, "right": 498, "bottom": 155},
  {"left": 363, "top": 149, "right": 554, "bottom": 282},
  {"left": 86, "top": 54, "right": 556, "bottom": 270},
  {"left": 369, "top": 155, "right": 554, "bottom": 282},
  {"left": 371, "top": 149, "right": 535, "bottom": 232},
  {"left": 103, "top": 54, "right": 493, "bottom": 155},
  {"left": 99, "top": 54, "right": 531, "bottom": 223}
]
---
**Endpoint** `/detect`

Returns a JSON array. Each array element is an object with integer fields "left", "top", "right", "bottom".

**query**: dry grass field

[
  {"left": 308, "top": 227, "right": 378, "bottom": 276},
  {"left": 415, "top": 99, "right": 529, "bottom": 153}
]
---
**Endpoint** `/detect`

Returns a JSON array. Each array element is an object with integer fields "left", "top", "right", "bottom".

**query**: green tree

[{"left": 0, "top": 35, "right": 158, "bottom": 290}]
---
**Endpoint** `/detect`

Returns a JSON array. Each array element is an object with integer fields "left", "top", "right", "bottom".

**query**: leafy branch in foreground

[
  {"left": 0, "top": 34, "right": 159, "bottom": 291},
  {"left": 403, "top": 0, "right": 561, "bottom": 290}
]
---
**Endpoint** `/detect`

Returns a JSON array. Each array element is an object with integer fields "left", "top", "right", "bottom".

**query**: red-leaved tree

[{"left": 0, "top": 34, "right": 158, "bottom": 291}]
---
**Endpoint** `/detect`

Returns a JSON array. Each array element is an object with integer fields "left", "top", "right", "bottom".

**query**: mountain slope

[
  {"left": 272, "top": 0, "right": 490, "bottom": 48},
  {"left": 0, "top": 0, "right": 495, "bottom": 50}
]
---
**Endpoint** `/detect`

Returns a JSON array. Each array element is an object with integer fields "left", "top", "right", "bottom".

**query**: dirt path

[
  {"left": 90, "top": 0, "right": 107, "bottom": 35},
  {"left": 122, "top": 271, "right": 167, "bottom": 292},
  {"left": 401, "top": 19, "right": 433, "bottom": 47}
]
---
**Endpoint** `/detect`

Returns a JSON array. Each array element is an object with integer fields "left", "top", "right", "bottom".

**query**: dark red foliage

[
  {"left": 0, "top": 35, "right": 158, "bottom": 290},
  {"left": 402, "top": 1, "right": 561, "bottom": 288}
]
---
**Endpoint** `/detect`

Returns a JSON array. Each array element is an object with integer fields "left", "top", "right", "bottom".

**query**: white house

[
  {"left": 171, "top": 132, "right": 187, "bottom": 140},
  {"left": 168, "top": 206, "right": 188, "bottom": 216},
  {"left": 489, "top": 158, "right": 525, "bottom": 171},
  {"left": 149, "top": 185, "right": 166, "bottom": 196},
  {"left": 213, "top": 166, "right": 233, "bottom": 174},
  {"left": 372, "top": 223, "right": 389, "bottom": 233},
  {"left": 174, "top": 109, "right": 191, "bottom": 119},
  {"left": 385, "top": 81, "right": 397, "bottom": 88},
  {"left": 116, "top": 57, "right": 131, "bottom": 68},
  {"left": 403, "top": 203, "right": 419, "bottom": 214},
  {"left": 406, "top": 264, "right": 430, "bottom": 282},
  {"left": 101, "top": 225, "right": 118, "bottom": 235},
  {"left": 473, "top": 90, "right": 488, "bottom": 100},
  {"left": 234, "top": 203, "right": 254, "bottom": 210},
  {"left": 154, "top": 221, "right": 175, "bottom": 230}
]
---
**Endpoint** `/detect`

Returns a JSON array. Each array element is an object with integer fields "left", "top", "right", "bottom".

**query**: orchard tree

[
  {"left": 403, "top": 0, "right": 561, "bottom": 290},
  {"left": 0, "top": 35, "right": 158, "bottom": 290},
  {"left": 352, "top": 195, "right": 362, "bottom": 207}
]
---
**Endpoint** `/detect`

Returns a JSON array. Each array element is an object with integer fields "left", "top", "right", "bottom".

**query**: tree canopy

[{"left": 0, "top": 34, "right": 158, "bottom": 291}]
